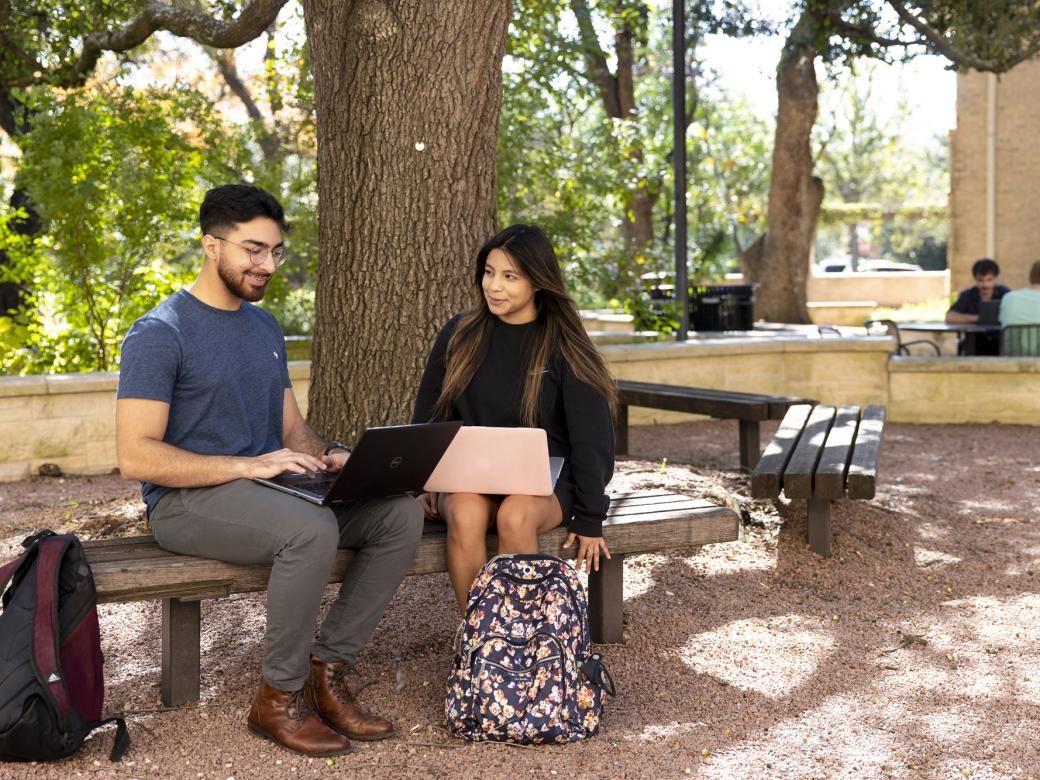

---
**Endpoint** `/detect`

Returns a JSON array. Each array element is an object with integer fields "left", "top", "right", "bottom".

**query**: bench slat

[
  {"left": 750, "top": 404, "right": 814, "bottom": 498},
  {"left": 608, "top": 498, "right": 712, "bottom": 514},
  {"left": 619, "top": 380, "right": 806, "bottom": 407},
  {"left": 814, "top": 406, "right": 861, "bottom": 499},
  {"left": 622, "top": 393, "right": 771, "bottom": 421},
  {"left": 81, "top": 493, "right": 706, "bottom": 561},
  {"left": 87, "top": 495, "right": 739, "bottom": 604},
  {"left": 847, "top": 405, "right": 886, "bottom": 499},
  {"left": 782, "top": 405, "right": 837, "bottom": 499}
]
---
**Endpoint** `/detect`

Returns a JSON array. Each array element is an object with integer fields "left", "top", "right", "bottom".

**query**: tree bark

[
  {"left": 742, "top": 12, "right": 823, "bottom": 324},
  {"left": 302, "top": 0, "right": 510, "bottom": 440}
]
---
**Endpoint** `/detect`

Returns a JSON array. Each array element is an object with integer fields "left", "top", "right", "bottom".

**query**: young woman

[{"left": 412, "top": 224, "right": 617, "bottom": 613}]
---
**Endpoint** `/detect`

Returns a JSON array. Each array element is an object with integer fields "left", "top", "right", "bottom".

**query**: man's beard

[{"left": 217, "top": 254, "right": 269, "bottom": 302}]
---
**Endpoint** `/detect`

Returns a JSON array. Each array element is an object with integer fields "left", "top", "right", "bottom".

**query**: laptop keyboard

[{"left": 280, "top": 472, "right": 337, "bottom": 491}]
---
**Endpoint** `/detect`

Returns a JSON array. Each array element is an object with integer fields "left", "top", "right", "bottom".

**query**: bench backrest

[{"left": 750, "top": 404, "right": 886, "bottom": 501}]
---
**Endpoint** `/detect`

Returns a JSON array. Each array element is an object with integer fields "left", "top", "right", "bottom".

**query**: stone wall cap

[
  {"left": 889, "top": 356, "right": 1040, "bottom": 373},
  {"left": 0, "top": 372, "right": 120, "bottom": 397},
  {"left": 0, "top": 375, "right": 47, "bottom": 397},
  {"left": 598, "top": 335, "right": 892, "bottom": 361}
]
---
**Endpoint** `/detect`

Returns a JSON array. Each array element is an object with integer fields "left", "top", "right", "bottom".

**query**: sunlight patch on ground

[
  {"left": 680, "top": 614, "right": 834, "bottom": 698},
  {"left": 914, "top": 545, "right": 961, "bottom": 567},
  {"left": 954, "top": 498, "right": 1019, "bottom": 515},
  {"left": 951, "top": 593, "right": 1040, "bottom": 643},
  {"left": 934, "top": 759, "right": 1018, "bottom": 780},
  {"left": 621, "top": 553, "right": 667, "bottom": 601},
  {"left": 684, "top": 534, "right": 777, "bottom": 577},
  {"left": 629, "top": 720, "right": 703, "bottom": 742},
  {"left": 914, "top": 521, "right": 951, "bottom": 543},
  {"left": 881, "top": 661, "right": 951, "bottom": 694},
  {"left": 99, "top": 602, "right": 159, "bottom": 687},
  {"left": 699, "top": 695, "right": 901, "bottom": 780},
  {"left": 917, "top": 704, "right": 987, "bottom": 746},
  {"left": 933, "top": 593, "right": 1040, "bottom": 705}
]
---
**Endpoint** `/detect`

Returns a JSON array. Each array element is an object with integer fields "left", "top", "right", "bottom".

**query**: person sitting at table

[
  {"left": 998, "top": 260, "right": 1040, "bottom": 355},
  {"left": 945, "top": 257, "right": 1010, "bottom": 355},
  {"left": 999, "top": 259, "right": 1040, "bottom": 325}
]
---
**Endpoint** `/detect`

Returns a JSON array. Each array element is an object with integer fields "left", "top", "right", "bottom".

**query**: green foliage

[
  {"left": 870, "top": 296, "right": 951, "bottom": 322},
  {"left": 0, "top": 84, "right": 247, "bottom": 374},
  {"left": 498, "top": 1, "right": 773, "bottom": 317},
  {"left": 813, "top": 62, "right": 948, "bottom": 269},
  {"left": 0, "top": 1, "right": 141, "bottom": 86}
]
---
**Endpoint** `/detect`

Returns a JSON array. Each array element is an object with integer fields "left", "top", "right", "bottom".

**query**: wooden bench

[
  {"left": 616, "top": 380, "right": 816, "bottom": 471},
  {"left": 84, "top": 490, "right": 739, "bottom": 707},
  {"left": 750, "top": 404, "right": 886, "bottom": 557}
]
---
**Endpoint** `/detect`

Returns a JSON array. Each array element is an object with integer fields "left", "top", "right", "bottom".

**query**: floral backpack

[{"left": 445, "top": 553, "right": 616, "bottom": 744}]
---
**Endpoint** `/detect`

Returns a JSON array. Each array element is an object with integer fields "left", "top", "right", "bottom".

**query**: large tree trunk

[
  {"left": 302, "top": 0, "right": 510, "bottom": 440},
  {"left": 743, "top": 14, "right": 823, "bottom": 323}
]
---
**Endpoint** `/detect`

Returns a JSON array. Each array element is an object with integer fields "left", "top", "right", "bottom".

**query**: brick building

[{"left": 950, "top": 64, "right": 1040, "bottom": 294}]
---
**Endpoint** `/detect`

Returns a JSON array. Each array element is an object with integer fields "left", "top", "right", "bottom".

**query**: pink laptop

[{"left": 423, "top": 426, "right": 564, "bottom": 496}]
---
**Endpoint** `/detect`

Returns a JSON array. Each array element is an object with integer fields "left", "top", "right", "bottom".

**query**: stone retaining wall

[{"left": 1, "top": 337, "right": 1036, "bottom": 481}]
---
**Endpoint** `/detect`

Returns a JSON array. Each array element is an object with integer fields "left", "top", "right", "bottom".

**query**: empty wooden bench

[
  {"left": 84, "top": 490, "right": 739, "bottom": 707},
  {"left": 616, "top": 380, "right": 816, "bottom": 471},
  {"left": 750, "top": 404, "right": 886, "bottom": 556}
]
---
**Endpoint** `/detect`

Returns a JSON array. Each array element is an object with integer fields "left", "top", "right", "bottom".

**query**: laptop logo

[{"left": 389, "top": 456, "right": 403, "bottom": 469}]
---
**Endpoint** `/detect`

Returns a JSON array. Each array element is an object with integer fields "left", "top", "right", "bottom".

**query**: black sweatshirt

[{"left": 412, "top": 315, "right": 614, "bottom": 537}]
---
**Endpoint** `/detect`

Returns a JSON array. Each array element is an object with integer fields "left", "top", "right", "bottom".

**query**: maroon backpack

[{"left": 0, "top": 531, "right": 129, "bottom": 762}]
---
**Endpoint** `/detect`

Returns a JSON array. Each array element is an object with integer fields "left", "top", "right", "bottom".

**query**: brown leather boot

[
  {"left": 306, "top": 656, "right": 395, "bottom": 741},
  {"left": 247, "top": 679, "right": 352, "bottom": 756}
]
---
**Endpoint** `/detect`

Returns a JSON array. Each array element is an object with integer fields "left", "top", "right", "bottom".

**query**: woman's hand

[
  {"left": 563, "top": 533, "right": 610, "bottom": 572},
  {"left": 416, "top": 492, "right": 440, "bottom": 520},
  {"left": 321, "top": 449, "right": 350, "bottom": 473}
]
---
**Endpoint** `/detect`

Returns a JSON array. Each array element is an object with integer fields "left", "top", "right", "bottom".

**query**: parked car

[{"left": 817, "top": 259, "right": 924, "bottom": 273}]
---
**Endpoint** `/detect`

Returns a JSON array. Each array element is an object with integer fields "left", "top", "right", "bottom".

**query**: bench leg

[
  {"left": 807, "top": 498, "right": 832, "bottom": 557},
  {"left": 738, "top": 420, "right": 761, "bottom": 472},
  {"left": 162, "top": 597, "right": 201, "bottom": 707},
  {"left": 615, "top": 404, "right": 630, "bottom": 455},
  {"left": 588, "top": 554, "right": 625, "bottom": 644}
]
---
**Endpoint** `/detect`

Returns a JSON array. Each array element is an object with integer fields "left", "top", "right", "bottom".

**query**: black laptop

[
  {"left": 977, "top": 299, "right": 1001, "bottom": 324},
  {"left": 254, "top": 421, "right": 462, "bottom": 505}
]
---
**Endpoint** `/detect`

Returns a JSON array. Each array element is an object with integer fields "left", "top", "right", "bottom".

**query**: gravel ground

[{"left": 1, "top": 420, "right": 1038, "bottom": 780}]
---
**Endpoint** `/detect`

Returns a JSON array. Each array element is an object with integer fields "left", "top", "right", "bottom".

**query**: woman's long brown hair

[{"left": 431, "top": 224, "right": 617, "bottom": 425}]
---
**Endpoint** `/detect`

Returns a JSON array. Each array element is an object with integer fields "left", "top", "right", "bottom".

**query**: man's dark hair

[
  {"left": 1029, "top": 260, "right": 1040, "bottom": 285},
  {"left": 199, "top": 184, "right": 290, "bottom": 236},
  {"left": 971, "top": 258, "right": 999, "bottom": 278}
]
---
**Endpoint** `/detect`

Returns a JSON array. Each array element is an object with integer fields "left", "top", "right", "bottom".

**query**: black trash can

[{"left": 689, "top": 284, "right": 758, "bottom": 331}]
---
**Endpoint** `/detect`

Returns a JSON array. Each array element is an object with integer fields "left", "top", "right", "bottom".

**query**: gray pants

[{"left": 150, "top": 480, "right": 424, "bottom": 691}]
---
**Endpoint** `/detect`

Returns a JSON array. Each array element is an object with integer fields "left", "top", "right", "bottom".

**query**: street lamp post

[{"left": 673, "top": 0, "right": 689, "bottom": 341}]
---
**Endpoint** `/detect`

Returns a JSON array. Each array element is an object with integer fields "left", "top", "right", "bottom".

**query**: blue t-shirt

[{"left": 117, "top": 290, "right": 291, "bottom": 515}]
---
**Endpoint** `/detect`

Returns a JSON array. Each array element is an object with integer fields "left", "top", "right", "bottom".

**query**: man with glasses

[{"left": 116, "top": 184, "right": 421, "bottom": 757}]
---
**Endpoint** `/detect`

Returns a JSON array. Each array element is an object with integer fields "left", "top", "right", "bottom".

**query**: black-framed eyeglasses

[{"left": 213, "top": 236, "right": 288, "bottom": 268}]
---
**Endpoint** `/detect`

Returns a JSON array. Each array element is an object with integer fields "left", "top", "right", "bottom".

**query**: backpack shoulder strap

[
  {"left": 0, "top": 553, "right": 24, "bottom": 595},
  {"left": 32, "top": 536, "right": 75, "bottom": 717}
]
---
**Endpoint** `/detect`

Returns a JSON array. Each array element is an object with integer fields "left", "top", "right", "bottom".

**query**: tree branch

[
  {"left": 885, "top": 0, "right": 1040, "bottom": 72},
  {"left": 208, "top": 46, "right": 281, "bottom": 160},
  {"left": 821, "top": 10, "right": 916, "bottom": 50},
  {"left": 64, "top": 0, "right": 289, "bottom": 86},
  {"left": 568, "top": 0, "right": 620, "bottom": 116}
]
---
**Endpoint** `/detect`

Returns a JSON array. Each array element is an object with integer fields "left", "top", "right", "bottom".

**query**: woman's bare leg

[
  {"left": 440, "top": 492, "right": 497, "bottom": 614},
  {"left": 495, "top": 494, "right": 563, "bottom": 554}
]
